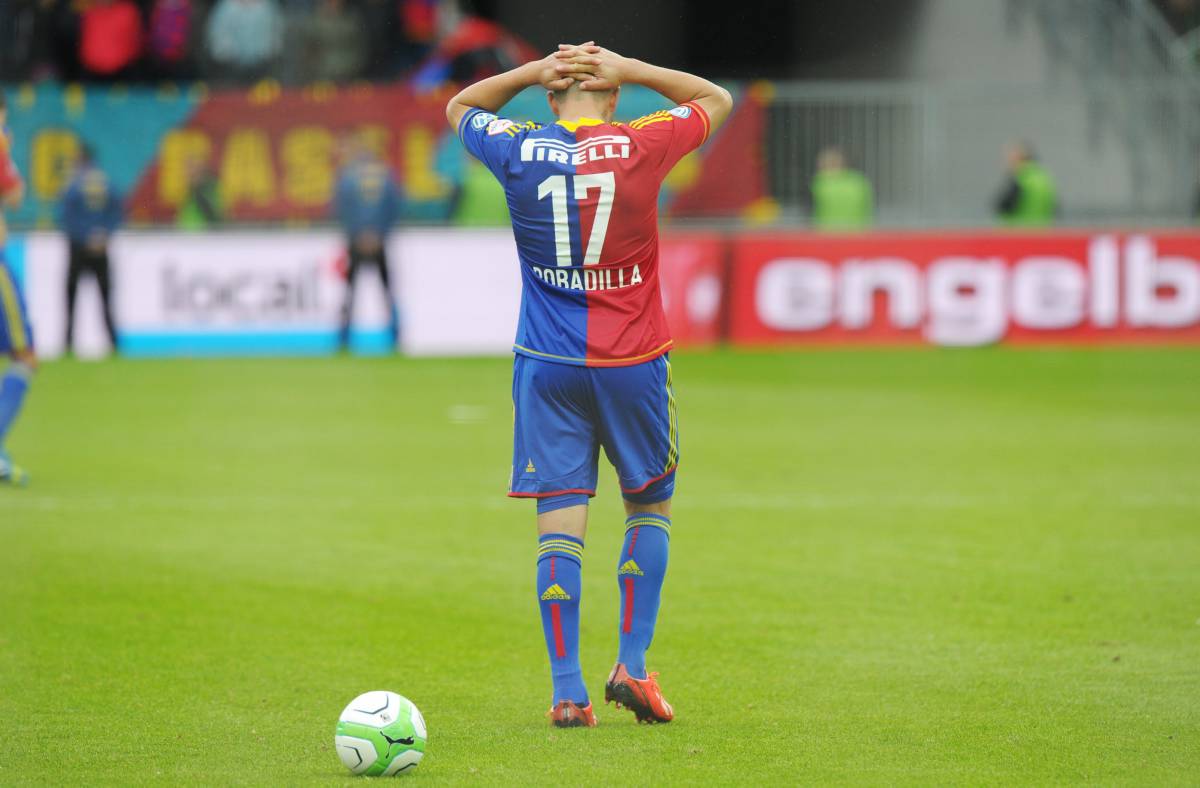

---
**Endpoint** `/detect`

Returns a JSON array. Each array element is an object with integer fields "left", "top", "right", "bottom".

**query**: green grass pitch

[{"left": 2, "top": 349, "right": 1198, "bottom": 784}]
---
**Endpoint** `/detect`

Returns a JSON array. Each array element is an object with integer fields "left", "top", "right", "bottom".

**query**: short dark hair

[
  {"left": 0, "top": 92, "right": 6, "bottom": 111},
  {"left": 552, "top": 82, "right": 615, "bottom": 103}
]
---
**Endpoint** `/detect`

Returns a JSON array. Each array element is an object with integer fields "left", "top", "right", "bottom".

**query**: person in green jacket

[
  {"left": 994, "top": 141, "right": 1058, "bottom": 227},
  {"left": 452, "top": 158, "right": 511, "bottom": 227},
  {"left": 176, "top": 155, "right": 224, "bottom": 231},
  {"left": 809, "top": 146, "right": 873, "bottom": 230}
]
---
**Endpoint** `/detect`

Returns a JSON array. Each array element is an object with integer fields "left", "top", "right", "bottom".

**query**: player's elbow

[
  {"left": 714, "top": 85, "right": 733, "bottom": 117},
  {"left": 701, "top": 85, "right": 734, "bottom": 129},
  {"left": 445, "top": 97, "right": 467, "bottom": 131}
]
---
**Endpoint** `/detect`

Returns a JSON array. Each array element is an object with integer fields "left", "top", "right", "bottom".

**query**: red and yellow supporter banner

[
  {"left": 728, "top": 231, "right": 1200, "bottom": 346},
  {"left": 129, "top": 83, "right": 455, "bottom": 223},
  {"left": 124, "top": 81, "right": 768, "bottom": 225}
]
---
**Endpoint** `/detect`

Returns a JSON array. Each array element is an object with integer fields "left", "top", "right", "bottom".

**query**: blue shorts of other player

[{"left": 0, "top": 256, "right": 37, "bottom": 477}]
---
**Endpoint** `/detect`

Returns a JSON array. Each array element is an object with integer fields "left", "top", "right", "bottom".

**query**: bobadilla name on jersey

[{"left": 530, "top": 264, "right": 644, "bottom": 292}]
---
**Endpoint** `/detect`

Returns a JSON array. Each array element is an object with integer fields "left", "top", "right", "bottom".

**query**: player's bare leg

[
  {"left": 536, "top": 503, "right": 597, "bottom": 727},
  {"left": 537, "top": 502, "right": 588, "bottom": 540},
  {"left": 606, "top": 496, "right": 675, "bottom": 722}
]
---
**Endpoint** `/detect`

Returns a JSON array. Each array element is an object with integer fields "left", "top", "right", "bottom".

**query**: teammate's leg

[
  {"left": 0, "top": 260, "right": 36, "bottom": 484},
  {"left": 0, "top": 349, "right": 35, "bottom": 447},
  {"left": 373, "top": 249, "right": 400, "bottom": 350}
]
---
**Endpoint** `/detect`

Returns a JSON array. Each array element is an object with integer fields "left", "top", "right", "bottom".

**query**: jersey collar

[{"left": 555, "top": 117, "right": 605, "bottom": 131}]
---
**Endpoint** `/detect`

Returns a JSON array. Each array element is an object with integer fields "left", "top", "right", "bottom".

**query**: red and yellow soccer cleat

[
  {"left": 604, "top": 664, "right": 674, "bottom": 723},
  {"left": 547, "top": 700, "right": 597, "bottom": 728}
]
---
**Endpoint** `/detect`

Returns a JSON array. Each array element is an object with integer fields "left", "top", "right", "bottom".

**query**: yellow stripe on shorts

[
  {"left": 0, "top": 266, "right": 28, "bottom": 352},
  {"left": 664, "top": 358, "right": 678, "bottom": 472}
]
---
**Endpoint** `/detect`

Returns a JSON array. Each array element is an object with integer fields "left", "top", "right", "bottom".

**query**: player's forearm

[
  {"left": 623, "top": 60, "right": 733, "bottom": 127},
  {"left": 446, "top": 63, "right": 539, "bottom": 128}
]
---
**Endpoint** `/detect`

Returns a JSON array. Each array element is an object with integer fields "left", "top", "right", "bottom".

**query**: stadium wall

[{"left": 16, "top": 229, "right": 1200, "bottom": 359}]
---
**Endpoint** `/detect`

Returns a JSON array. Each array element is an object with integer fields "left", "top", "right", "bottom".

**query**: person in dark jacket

[
  {"left": 60, "top": 147, "right": 123, "bottom": 353},
  {"left": 333, "top": 136, "right": 402, "bottom": 351}
]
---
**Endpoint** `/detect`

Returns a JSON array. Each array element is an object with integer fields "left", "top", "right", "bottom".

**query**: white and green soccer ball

[{"left": 335, "top": 691, "right": 427, "bottom": 777}]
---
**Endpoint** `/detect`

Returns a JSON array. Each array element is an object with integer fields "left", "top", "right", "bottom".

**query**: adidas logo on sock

[
  {"left": 541, "top": 583, "right": 571, "bottom": 600},
  {"left": 618, "top": 560, "right": 644, "bottom": 576}
]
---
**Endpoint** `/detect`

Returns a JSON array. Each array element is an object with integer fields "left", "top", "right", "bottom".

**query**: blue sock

[
  {"left": 617, "top": 513, "right": 671, "bottom": 680},
  {"left": 537, "top": 534, "right": 588, "bottom": 706},
  {"left": 0, "top": 362, "right": 32, "bottom": 448}
]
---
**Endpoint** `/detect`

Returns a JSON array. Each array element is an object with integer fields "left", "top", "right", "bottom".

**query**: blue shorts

[
  {"left": 0, "top": 259, "right": 34, "bottom": 355},
  {"left": 509, "top": 354, "right": 679, "bottom": 503}
]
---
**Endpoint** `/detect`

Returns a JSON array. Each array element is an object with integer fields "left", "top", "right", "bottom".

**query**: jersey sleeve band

[
  {"left": 683, "top": 101, "right": 711, "bottom": 144},
  {"left": 457, "top": 107, "right": 484, "bottom": 143}
]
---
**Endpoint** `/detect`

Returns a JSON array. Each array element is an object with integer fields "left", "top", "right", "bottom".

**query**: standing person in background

[
  {"left": 176, "top": 153, "right": 223, "bottom": 230},
  {"left": 60, "top": 147, "right": 123, "bottom": 355},
  {"left": 333, "top": 136, "right": 402, "bottom": 352},
  {"left": 809, "top": 146, "right": 873, "bottom": 230},
  {"left": 147, "top": 0, "right": 198, "bottom": 81},
  {"left": 78, "top": 0, "right": 145, "bottom": 80},
  {"left": 0, "top": 93, "right": 34, "bottom": 485},
  {"left": 451, "top": 158, "right": 510, "bottom": 226},
  {"left": 994, "top": 140, "right": 1058, "bottom": 227},
  {"left": 205, "top": 0, "right": 283, "bottom": 83},
  {"left": 300, "top": 0, "right": 367, "bottom": 83}
]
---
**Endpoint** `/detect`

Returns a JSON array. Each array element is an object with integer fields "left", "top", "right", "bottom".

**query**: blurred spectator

[
  {"left": 300, "top": 0, "right": 367, "bottom": 83},
  {"left": 205, "top": 0, "right": 283, "bottom": 83},
  {"left": 412, "top": 13, "right": 539, "bottom": 91},
  {"left": 60, "top": 147, "right": 123, "bottom": 353},
  {"left": 79, "top": 0, "right": 145, "bottom": 80},
  {"left": 809, "top": 147, "right": 873, "bottom": 230},
  {"left": 361, "top": 0, "right": 431, "bottom": 79},
  {"left": 147, "top": 0, "right": 198, "bottom": 79},
  {"left": 993, "top": 141, "right": 1058, "bottom": 227},
  {"left": 334, "top": 136, "right": 402, "bottom": 351},
  {"left": 176, "top": 153, "right": 223, "bottom": 230},
  {"left": 0, "top": 0, "right": 60, "bottom": 81}
]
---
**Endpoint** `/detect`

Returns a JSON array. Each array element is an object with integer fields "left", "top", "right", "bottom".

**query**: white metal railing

[
  {"left": 764, "top": 0, "right": 1200, "bottom": 227},
  {"left": 765, "top": 80, "right": 1200, "bottom": 227}
]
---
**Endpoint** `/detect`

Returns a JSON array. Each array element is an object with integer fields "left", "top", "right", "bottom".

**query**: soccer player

[
  {"left": 445, "top": 43, "right": 732, "bottom": 727},
  {"left": 0, "top": 92, "right": 33, "bottom": 486}
]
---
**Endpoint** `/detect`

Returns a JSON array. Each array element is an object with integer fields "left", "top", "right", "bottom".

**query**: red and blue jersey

[{"left": 458, "top": 101, "right": 710, "bottom": 366}]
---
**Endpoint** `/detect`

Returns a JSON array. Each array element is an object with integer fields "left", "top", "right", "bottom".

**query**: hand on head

[
  {"left": 535, "top": 41, "right": 598, "bottom": 91},
  {"left": 535, "top": 41, "right": 624, "bottom": 92},
  {"left": 554, "top": 43, "right": 624, "bottom": 92}
]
